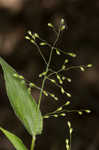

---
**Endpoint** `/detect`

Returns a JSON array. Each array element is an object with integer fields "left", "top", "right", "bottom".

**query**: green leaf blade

[
  {"left": 0, "top": 57, "right": 43, "bottom": 136},
  {"left": 0, "top": 127, "right": 27, "bottom": 150}
]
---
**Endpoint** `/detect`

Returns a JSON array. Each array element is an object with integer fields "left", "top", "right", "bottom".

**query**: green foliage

[
  {"left": 0, "top": 18, "right": 93, "bottom": 150},
  {"left": 0, "top": 57, "right": 43, "bottom": 136},
  {"left": 0, "top": 127, "right": 27, "bottom": 150}
]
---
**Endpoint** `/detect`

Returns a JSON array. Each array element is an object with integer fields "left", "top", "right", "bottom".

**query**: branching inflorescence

[
  {"left": 25, "top": 18, "right": 92, "bottom": 150},
  {"left": 0, "top": 18, "right": 93, "bottom": 150}
]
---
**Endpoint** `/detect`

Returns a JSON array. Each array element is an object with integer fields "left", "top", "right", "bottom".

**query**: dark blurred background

[{"left": 0, "top": 0, "right": 99, "bottom": 150}]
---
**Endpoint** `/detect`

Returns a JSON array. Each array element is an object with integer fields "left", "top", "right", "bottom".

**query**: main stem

[
  {"left": 38, "top": 29, "right": 61, "bottom": 109},
  {"left": 30, "top": 136, "right": 36, "bottom": 150}
]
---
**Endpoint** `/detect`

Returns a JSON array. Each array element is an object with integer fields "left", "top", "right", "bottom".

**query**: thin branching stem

[
  {"left": 37, "top": 29, "right": 61, "bottom": 109},
  {"left": 34, "top": 42, "right": 48, "bottom": 65},
  {"left": 44, "top": 109, "right": 88, "bottom": 117},
  {"left": 38, "top": 37, "right": 71, "bottom": 56},
  {"left": 48, "top": 65, "right": 87, "bottom": 77},
  {"left": 46, "top": 76, "right": 71, "bottom": 96}
]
